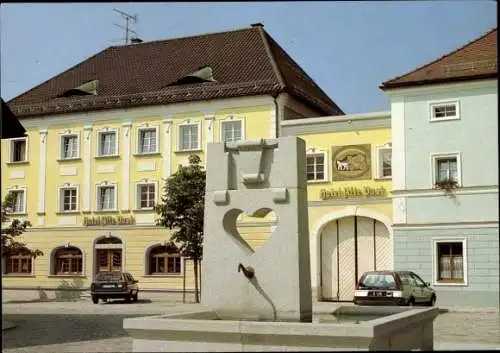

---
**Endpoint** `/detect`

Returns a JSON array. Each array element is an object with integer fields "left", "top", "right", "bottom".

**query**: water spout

[{"left": 238, "top": 263, "right": 255, "bottom": 279}]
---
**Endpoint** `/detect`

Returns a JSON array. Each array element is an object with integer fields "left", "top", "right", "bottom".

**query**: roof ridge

[
  {"left": 109, "top": 25, "right": 257, "bottom": 49},
  {"left": 262, "top": 33, "right": 344, "bottom": 114},
  {"left": 255, "top": 27, "right": 286, "bottom": 90},
  {"left": 381, "top": 26, "right": 497, "bottom": 88}
]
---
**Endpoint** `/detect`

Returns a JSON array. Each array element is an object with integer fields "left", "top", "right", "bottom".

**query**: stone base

[{"left": 124, "top": 306, "right": 439, "bottom": 352}]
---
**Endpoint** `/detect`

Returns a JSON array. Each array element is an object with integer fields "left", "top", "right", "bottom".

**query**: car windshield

[
  {"left": 95, "top": 272, "right": 122, "bottom": 281},
  {"left": 359, "top": 273, "right": 397, "bottom": 289}
]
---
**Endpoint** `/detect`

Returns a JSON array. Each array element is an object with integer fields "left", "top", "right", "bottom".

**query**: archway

[
  {"left": 313, "top": 207, "right": 392, "bottom": 302},
  {"left": 94, "top": 235, "right": 123, "bottom": 274}
]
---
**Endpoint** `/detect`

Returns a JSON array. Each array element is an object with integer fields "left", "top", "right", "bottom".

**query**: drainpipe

[{"left": 272, "top": 93, "right": 280, "bottom": 138}]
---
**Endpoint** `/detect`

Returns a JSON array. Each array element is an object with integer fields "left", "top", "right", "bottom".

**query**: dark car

[
  {"left": 90, "top": 271, "right": 139, "bottom": 304},
  {"left": 353, "top": 270, "right": 436, "bottom": 306}
]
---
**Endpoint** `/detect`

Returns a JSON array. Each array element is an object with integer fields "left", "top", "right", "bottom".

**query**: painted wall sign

[
  {"left": 83, "top": 215, "right": 136, "bottom": 226},
  {"left": 331, "top": 144, "right": 371, "bottom": 181},
  {"left": 320, "top": 186, "right": 387, "bottom": 200}
]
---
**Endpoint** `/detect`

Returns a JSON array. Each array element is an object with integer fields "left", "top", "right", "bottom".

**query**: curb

[{"left": 435, "top": 341, "right": 500, "bottom": 350}]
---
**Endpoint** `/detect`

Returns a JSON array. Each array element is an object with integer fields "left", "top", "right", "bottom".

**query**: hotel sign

[
  {"left": 83, "top": 215, "right": 136, "bottom": 226},
  {"left": 320, "top": 186, "right": 387, "bottom": 200}
]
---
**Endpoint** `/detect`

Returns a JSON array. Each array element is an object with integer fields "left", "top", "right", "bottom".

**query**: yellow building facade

[
  {"left": 2, "top": 104, "right": 392, "bottom": 301},
  {"left": 281, "top": 111, "right": 392, "bottom": 301},
  {"left": 1, "top": 95, "right": 282, "bottom": 294}
]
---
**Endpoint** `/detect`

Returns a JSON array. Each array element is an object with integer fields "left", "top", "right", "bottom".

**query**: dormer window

[
  {"left": 58, "top": 80, "right": 98, "bottom": 98},
  {"left": 166, "top": 66, "right": 216, "bottom": 87}
]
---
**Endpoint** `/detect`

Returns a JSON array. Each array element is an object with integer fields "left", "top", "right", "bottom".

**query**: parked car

[
  {"left": 90, "top": 271, "right": 139, "bottom": 304},
  {"left": 353, "top": 270, "right": 436, "bottom": 306}
]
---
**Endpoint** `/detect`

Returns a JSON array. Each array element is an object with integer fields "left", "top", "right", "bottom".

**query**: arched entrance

[
  {"left": 317, "top": 211, "right": 392, "bottom": 302},
  {"left": 94, "top": 236, "right": 123, "bottom": 273}
]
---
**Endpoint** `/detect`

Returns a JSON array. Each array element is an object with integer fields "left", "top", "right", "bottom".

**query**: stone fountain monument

[
  {"left": 202, "top": 137, "right": 312, "bottom": 322},
  {"left": 124, "top": 137, "right": 439, "bottom": 352}
]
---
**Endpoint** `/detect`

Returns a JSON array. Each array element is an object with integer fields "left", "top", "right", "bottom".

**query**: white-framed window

[
  {"left": 9, "top": 137, "right": 28, "bottom": 163},
  {"left": 137, "top": 125, "right": 159, "bottom": 154},
  {"left": 428, "top": 100, "right": 460, "bottom": 122},
  {"left": 96, "top": 128, "right": 119, "bottom": 157},
  {"left": 306, "top": 148, "right": 328, "bottom": 182},
  {"left": 59, "top": 132, "right": 80, "bottom": 160},
  {"left": 136, "top": 182, "right": 157, "bottom": 210},
  {"left": 58, "top": 185, "right": 79, "bottom": 212},
  {"left": 220, "top": 115, "right": 245, "bottom": 142},
  {"left": 177, "top": 120, "right": 201, "bottom": 152},
  {"left": 96, "top": 182, "right": 117, "bottom": 211},
  {"left": 432, "top": 238, "right": 467, "bottom": 286},
  {"left": 431, "top": 152, "right": 461, "bottom": 187},
  {"left": 376, "top": 145, "right": 392, "bottom": 179},
  {"left": 8, "top": 188, "right": 27, "bottom": 214}
]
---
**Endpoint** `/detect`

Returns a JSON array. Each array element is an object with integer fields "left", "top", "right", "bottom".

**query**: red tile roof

[
  {"left": 381, "top": 28, "right": 497, "bottom": 90},
  {"left": 8, "top": 24, "right": 344, "bottom": 118}
]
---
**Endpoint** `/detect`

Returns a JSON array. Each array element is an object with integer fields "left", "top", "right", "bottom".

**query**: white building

[{"left": 381, "top": 28, "right": 498, "bottom": 308}]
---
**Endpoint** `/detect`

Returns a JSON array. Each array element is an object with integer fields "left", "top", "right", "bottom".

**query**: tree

[
  {"left": 2, "top": 191, "right": 43, "bottom": 258},
  {"left": 156, "top": 154, "right": 206, "bottom": 303}
]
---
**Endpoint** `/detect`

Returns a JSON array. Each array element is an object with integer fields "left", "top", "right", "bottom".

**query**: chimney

[
  {"left": 250, "top": 23, "right": 264, "bottom": 28},
  {"left": 130, "top": 37, "right": 144, "bottom": 44}
]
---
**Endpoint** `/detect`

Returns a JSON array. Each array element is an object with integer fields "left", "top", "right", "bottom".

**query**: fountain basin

[{"left": 123, "top": 306, "right": 439, "bottom": 351}]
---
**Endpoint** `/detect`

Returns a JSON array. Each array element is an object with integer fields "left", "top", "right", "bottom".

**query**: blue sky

[{"left": 0, "top": 2, "right": 496, "bottom": 114}]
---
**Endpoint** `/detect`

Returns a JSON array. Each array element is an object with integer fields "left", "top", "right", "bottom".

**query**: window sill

[
  {"left": 9, "top": 212, "right": 28, "bottom": 216},
  {"left": 95, "top": 155, "right": 120, "bottom": 159},
  {"left": 433, "top": 281, "right": 468, "bottom": 287},
  {"left": 47, "top": 275, "right": 86, "bottom": 278},
  {"left": 374, "top": 177, "right": 392, "bottom": 181},
  {"left": 133, "top": 208, "right": 156, "bottom": 213},
  {"left": 174, "top": 149, "right": 202, "bottom": 153},
  {"left": 134, "top": 152, "right": 161, "bottom": 157},
  {"left": 143, "top": 274, "right": 183, "bottom": 278},
  {"left": 93, "top": 210, "right": 119, "bottom": 213},
  {"left": 307, "top": 180, "right": 330, "bottom": 185},
  {"left": 3, "top": 274, "right": 36, "bottom": 278},
  {"left": 56, "top": 211, "right": 80, "bottom": 215},
  {"left": 57, "top": 158, "right": 81, "bottom": 162},
  {"left": 429, "top": 116, "right": 460, "bottom": 123},
  {"left": 6, "top": 161, "right": 29, "bottom": 165}
]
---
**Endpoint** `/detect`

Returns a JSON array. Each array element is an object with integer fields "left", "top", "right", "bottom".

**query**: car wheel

[
  {"left": 125, "top": 292, "right": 132, "bottom": 303},
  {"left": 427, "top": 295, "right": 436, "bottom": 307},
  {"left": 408, "top": 297, "right": 415, "bottom": 307},
  {"left": 92, "top": 296, "right": 99, "bottom": 304},
  {"left": 132, "top": 291, "right": 138, "bottom": 302}
]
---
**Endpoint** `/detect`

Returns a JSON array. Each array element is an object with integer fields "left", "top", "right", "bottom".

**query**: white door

[
  {"left": 357, "top": 217, "right": 376, "bottom": 281},
  {"left": 320, "top": 221, "right": 338, "bottom": 300},
  {"left": 338, "top": 216, "right": 356, "bottom": 301}
]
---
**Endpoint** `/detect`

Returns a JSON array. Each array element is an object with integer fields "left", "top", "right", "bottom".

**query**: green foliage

[
  {"left": 156, "top": 154, "right": 206, "bottom": 261},
  {"left": 1, "top": 191, "right": 43, "bottom": 258}
]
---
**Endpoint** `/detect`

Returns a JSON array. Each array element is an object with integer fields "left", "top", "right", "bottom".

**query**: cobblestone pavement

[
  {"left": 2, "top": 299, "right": 499, "bottom": 352},
  {"left": 434, "top": 311, "right": 500, "bottom": 345}
]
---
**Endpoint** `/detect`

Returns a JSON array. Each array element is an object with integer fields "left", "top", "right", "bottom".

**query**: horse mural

[{"left": 335, "top": 154, "right": 367, "bottom": 172}]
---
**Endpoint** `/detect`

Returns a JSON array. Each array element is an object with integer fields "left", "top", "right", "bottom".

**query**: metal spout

[{"left": 238, "top": 263, "right": 255, "bottom": 279}]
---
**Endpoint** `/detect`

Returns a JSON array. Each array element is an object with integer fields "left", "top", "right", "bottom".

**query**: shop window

[
  {"left": 52, "top": 247, "right": 83, "bottom": 275},
  {"left": 4, "top": 254, "right": 33, "bottom": 275},
  {"left": 147, "top": 245, "right": 182, "bottom": 275}
]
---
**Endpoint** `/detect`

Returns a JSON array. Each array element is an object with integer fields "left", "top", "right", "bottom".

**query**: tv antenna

[{"left": 113, "top": 8, "right": 140, "bottom": 45}]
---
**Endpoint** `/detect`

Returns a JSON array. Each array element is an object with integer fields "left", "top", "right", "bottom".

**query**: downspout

[{"left": 273, "top": 93, "right": 281, "bottom": 138}]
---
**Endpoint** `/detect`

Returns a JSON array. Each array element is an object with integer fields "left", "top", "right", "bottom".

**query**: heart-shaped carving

[{"left": 223, "top": 208, "right": 277, "bottom": 254}]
